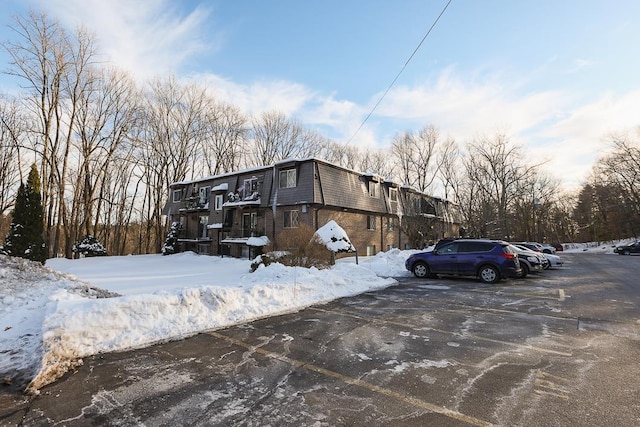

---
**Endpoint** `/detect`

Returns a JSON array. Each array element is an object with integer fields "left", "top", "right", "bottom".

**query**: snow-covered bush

[
  {"left": 250, "top": 225, "right": 331, "bottom": 271},
  {"left": 72, "top": 235, "right": 107, "bottom": 258},
  {"left": 314, "top": 220, "right": 356, "bottom": 253},
  {"left": 250, "top": 251, "right": 289, "bottom": 272},
  {"left": 162, "top": 222, "right": 181, "bottom": 255}
]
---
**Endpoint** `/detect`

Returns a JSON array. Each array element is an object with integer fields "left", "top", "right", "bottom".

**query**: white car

[
  {"left": 543, "top": 253, "right": 563, "bottom": 268},
  {"left": 539, "top": 243, "right": 557, "bottom": 254},
  {"left": 513, "top": 244, "right": 550, "bottom": 270}
]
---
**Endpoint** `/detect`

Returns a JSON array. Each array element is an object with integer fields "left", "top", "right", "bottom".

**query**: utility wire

[{"left": 345, "top": 0, "right": 453, "bottom": 145}]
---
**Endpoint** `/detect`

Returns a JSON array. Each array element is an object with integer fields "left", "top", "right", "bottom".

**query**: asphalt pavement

[{"left": 2, "top": 253, "right": 639, "bottom": 426}]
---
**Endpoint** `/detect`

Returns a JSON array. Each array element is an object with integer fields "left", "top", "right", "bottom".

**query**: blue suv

[{"left": 405, "top": 239, "right": 521, "bottom": 284}]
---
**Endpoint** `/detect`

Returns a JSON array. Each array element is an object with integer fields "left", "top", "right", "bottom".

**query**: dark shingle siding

[
  {"left": 316, "top": 162, "right": 389, "bottom": 213},
  {"left": 273, "top": 162, "right": 315, "bottom": 206}
]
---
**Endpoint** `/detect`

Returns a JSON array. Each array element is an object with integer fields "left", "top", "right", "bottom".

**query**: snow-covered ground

[
  {"left": 0, "top": 237, "right": 633, "bottom": 394},
  {"left": 0, "top": 249, "right": 409, "bottom": 393}
]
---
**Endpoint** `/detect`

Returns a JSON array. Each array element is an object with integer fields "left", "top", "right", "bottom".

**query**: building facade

[{"left": 163, "top": 158, "right": 462, "bottom": 258}]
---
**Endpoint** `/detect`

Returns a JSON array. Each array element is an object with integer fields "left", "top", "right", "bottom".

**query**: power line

[{"left": 345, "top": 0, "right": 453, "bottom": 145}]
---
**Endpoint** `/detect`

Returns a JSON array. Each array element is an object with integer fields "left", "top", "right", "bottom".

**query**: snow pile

[
  {"left": 1, "top": 250, "right": 406, "bottom": 393},
  {"left": 315, "top": 220, "right": 356, "bottom": 252},
  {"left": 563, "top": 238, "right": 636, "bottom": 254},
  {"left": 0, "top": 256, "right": 116, "bottom": 389},
  {"left": 338, "top": 248, "right": 417, "bottom": 277}
]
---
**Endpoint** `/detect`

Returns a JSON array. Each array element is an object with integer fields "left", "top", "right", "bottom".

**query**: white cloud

[
  {"left": 189, "top": 73, "right": 315, "bottom": 117},
  {"left": 374, "top": 67, "right": 572, "bottom": 142},
  {"left": 531, "top": 90, "right": 640, "bottom": 188},
  {"left": 32, "top": 0, "right": 215, "bottom": 79}
]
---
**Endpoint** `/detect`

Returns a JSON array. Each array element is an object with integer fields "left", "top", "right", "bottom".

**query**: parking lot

[{"left": 3, "top": 253, "right": 640, "bottom": 426}]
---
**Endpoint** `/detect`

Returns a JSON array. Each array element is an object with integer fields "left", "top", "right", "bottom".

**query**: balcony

[{"left": 178, "top": 196, "right": 209, "bottom": 212}]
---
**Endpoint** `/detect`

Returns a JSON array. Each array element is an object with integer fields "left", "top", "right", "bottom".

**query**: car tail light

[{"left": 499, "top": 252, "right": 516, "bottom": 259}]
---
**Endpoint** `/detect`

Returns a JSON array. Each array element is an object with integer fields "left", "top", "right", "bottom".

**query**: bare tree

[
  {"left": 461, "top": 133, "right": 540, "bottom": 239},
  {"left": 200, "top": 101, "right": 248, "bottom": 175},
  {"left": 391, "top": 125, "right": 442, "bottom": 193},
  {"left": 437, "top": 137, "right": 460, "bottom": 202},
  {"left": 250, "top": 111, "right": 311, "bottom": 166},
  {"left": 3, "top": 11, "right": 100, "bottom": 256},
  {"left": 358, "top": 147, "right": 395, "bottom": 179},
  {"left": 0, "top": 96, "right": 25, "bottom": 237},
  {"left": 578, "top": 129, "right": 640, "bottom": 240},
  {"left": 65, "top": 67, "right": 140, "bottom": 255},
  {"left": 137, "top": 76, "right": 210, "bottom": 252},
  {"left": 599, "top": 131, "right": 640, "bottom": 216}
]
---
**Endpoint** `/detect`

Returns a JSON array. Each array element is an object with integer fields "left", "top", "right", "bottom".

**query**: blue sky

[{"left": 2, "top": 0, "right": 640, "bottom": 191}]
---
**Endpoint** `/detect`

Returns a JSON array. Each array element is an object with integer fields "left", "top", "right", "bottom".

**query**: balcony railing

[{"left": 178, "top": 197, "right": 208, "bottom": 211}]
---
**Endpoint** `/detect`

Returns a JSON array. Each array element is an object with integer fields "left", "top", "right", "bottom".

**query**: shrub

[
  {"left": 250, "top": 225, "right": 340, "bottom": 272},
  {"left": 72, "top": 235, "right": 107, "bottom": 258},
  {"left": 277, "top": 225, "right": 333, "bottom": 269}
]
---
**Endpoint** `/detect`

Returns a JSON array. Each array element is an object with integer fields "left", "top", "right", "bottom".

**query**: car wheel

[
  {"left": 623, "top": 250, "right": 630, "bottom": 256},
  {"left": 412, "top": 262, "right": 430, "bottom": 278},
  {"left": 519, "top": 263, "right": 529, "bottom": 278},
  {"left": 478, "top": 265, "right": 500, "bottom": 284},
  {"left": 543, "top": 261, "right": 550, "bottom": 270}
]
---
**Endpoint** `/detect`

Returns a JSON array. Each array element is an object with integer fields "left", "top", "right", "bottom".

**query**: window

[
  {"left": 173, "top": 190, "right": 182, "bottom": 203},
  {"left": 386, "top": 217, "right": 394, "bottom": 232},
  {"left": 459, "top": 242, "right": 493, "bottom": 253},
  {"left": 284, "top": 210, "right": 299, "bottom": 228},
  {"left": 199, "top": 186, "right": 210, "bottom": 205},
  {"left": 279, "top": 169, "right": 296, "bottom": 189},
  {"left": 367, "top": 215, "right": 376, "bottom": 230},
  {"left": 198, "top": 215, "right": 209, "bottom": 239},
  {"left": 214, "top": 194, "right": 223, "bottom": 211},
  {"left": 243, "top": 176, "right": 260, "bottom": 199},
  {"left": 389, "top": 188, "right": 398, "bottom": 203},
  {"left": 438, "top": 242, "right": 460, "bottom": 254},
  {"left": 369, "top": 181, "right": 379, "bottom": 198},
  {"left": 224, "top": 210, "right": 234, "bottom": 228},
  {"left": 242, "top": 212, "right": 258, "bottom": 237}
]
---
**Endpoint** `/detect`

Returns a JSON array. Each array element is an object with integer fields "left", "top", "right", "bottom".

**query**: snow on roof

[
  {"left": 220, "top": 237, "right": 249, "bottom": 244},
  {"left": 247, "top": 236, "right": 270, "bottom": 247},
  {"left": 211, "top": 183, "right": 228, "bottom": 192},
  {"left": 314, "top": 220, "right": 356, "bottom": 253},
  {"left": 222, "top": 199, "right": 261, "bottom": 207}
]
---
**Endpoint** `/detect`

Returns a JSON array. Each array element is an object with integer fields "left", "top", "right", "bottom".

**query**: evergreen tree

[
  {"left": 4, "top": 164, "right": 47, "bottom": 263},
  {"left": 72, "top": 235, "right": 107, "bottom": 257},
  {"left": 161, "top": 222, "right": 181, "bottom": 255}
]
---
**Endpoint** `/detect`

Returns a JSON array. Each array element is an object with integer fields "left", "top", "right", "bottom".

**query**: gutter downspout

[{"left": 271, "top": 164, "right": 278, "bottom": 250}]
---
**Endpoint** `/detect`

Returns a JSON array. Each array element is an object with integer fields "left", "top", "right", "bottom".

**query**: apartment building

[{"left": 164, "top": 158, "right": 462, "bottom": 258}]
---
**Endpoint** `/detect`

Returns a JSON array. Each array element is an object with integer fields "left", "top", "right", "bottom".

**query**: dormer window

[
  {"left": 389, "top": 187, "right": 398, "bottom": 203},
  {"left": 199, "top": 186, "right": 210, "bottom": 205},
  {"left": 242, "top": 176, "right": 261, "bottom": 200},
  {"left": 368, "top": 181, "right": 380, "bottom": 198},
  {"left": 279, "top": 168, "right": 296, "bottom": 189}
]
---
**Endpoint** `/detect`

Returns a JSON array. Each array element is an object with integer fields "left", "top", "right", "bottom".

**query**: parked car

[
  {"left": 512, "top": 242, "right": 556, "bottom": 254},
  {"left": 539, "top": 243, "right": 557, "bottom": 254},
  {"left": 513, "top": 244, "right": 550, "bottom": 270},
  {"left": 551, "top": 243, "right": 564, "bottom": 252},
  {"left": 544, "top": 252, "right": 563, "bottom": 267},
  {"left": 405, "top": 239, "right": 521, "bottom": 284},
  {"left": 509, "top": 244, "right": 544, "bottom": 277},
  {"left": 614, "top": 241, "right": 640, "bottom": 255},
  {"left": 434, "top": 238, "right": 457, "bottom": 251}
]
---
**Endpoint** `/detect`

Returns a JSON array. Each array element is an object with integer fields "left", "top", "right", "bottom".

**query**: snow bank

[{"left": 3, "top": 251, "right": 402, "bottom": 392}]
